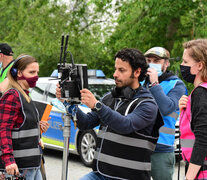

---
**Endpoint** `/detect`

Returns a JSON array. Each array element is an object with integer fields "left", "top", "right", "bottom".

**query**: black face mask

[{"left": 180, "top": 65, "right": 196, "bottom": 83}]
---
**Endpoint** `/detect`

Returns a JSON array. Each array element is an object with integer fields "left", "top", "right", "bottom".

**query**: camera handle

[{"left": 61, "top": 104, "right": 78, "bottom": 180}]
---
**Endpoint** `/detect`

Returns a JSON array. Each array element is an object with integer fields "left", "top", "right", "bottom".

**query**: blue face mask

[
  {"left": 0, "top": 62, "right": 2, "bottom": 69},
  {"left": 149, "top": 63, "right": 163, "bottom": 76}
]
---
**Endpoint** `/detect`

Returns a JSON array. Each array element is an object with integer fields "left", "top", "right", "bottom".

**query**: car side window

[{"left": 30, "top": 83, "right": 48, "bottom": 101}]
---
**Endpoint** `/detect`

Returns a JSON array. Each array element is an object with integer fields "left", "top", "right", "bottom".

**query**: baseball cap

[
  {"left": 144, "top": 47, "right": 170, "bottom": 59},
  {"left": 0, "top": 43, "right": 13, "bottom": 56}
]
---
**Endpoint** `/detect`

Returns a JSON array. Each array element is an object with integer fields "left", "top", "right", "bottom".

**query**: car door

[{"left": 46, "top": 82, "right": 78, "bottom": 152}]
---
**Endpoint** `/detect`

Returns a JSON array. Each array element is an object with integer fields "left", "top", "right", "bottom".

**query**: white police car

[{"left": 30, "top": 70, "right": 115, "bottom": 167}]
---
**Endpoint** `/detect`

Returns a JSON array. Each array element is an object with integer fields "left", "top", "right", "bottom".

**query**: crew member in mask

[
  {"left": 179, "top": 39, "right": 207, "bottom": 180},
  {"left": 0, "top": 55, "right": 49, "bottom": 180},
  {"left": 143, "top": 47, "right": 187, "bottom": 180}
]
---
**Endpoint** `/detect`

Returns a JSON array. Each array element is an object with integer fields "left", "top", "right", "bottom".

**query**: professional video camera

[
  {"left": 58, "top": 35, "right": 89, "bottom": 179},
  {"left": 58, "top": 35, "right": 88, "bottom": 104}
]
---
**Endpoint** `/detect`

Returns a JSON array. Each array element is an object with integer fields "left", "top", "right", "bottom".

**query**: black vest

[
  {"left": 0, "top": 89, "right": 41, "bottom": 170},
  {"left": 92, "top": 93, "right": 162, "bottom": 180}
]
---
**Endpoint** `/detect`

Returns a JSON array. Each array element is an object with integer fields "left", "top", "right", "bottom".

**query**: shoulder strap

[{"left": 125, "top": 97, "right": 152, "bottom": 115}]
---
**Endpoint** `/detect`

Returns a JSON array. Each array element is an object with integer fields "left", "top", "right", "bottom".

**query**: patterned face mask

[{"left": 18, "top": 74, "right": 39, "bottom": 88}]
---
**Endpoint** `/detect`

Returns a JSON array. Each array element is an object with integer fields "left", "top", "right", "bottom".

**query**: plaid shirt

[{"left": 0, "top": 89, "right": 25, "bottom": 167}]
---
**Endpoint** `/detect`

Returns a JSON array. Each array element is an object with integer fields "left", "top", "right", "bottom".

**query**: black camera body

[
  {"left": 58, "top": 63, "right": 88, "bottom": 103},
  {"left": 58, "top": 35, "right": 88, "bottom": 104}
]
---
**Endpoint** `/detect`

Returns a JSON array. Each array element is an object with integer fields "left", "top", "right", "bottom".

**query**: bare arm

[{"left": 185, "top": 163, "right": 201, "bottom": 180}]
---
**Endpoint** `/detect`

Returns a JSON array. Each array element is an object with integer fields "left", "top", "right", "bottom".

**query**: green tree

[
  {"left": 0, "top": 0, "right": 116, "bottom": 76},
  {"left": 103, "top": 0, "right": 207, "bottom": 91},
  {"left": 1, "top": 0, "right": 207, "bottom": 91}
]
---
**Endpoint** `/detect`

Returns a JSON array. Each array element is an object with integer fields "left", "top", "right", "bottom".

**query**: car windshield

[{"left": 89, "top": 84, "right": 113, "bottom": 100}]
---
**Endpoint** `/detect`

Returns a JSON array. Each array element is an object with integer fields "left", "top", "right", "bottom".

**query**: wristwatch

[{"left": 92, "top": 101, "right": 103, "bottom": 111}]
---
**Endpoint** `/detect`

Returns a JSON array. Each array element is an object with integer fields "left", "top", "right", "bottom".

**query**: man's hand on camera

[
  {"left": 80, "top": 89, "right": 97, "bottom": 109},
  {"left": 56, "top": 83, "right": 64, "bottom": 102}
]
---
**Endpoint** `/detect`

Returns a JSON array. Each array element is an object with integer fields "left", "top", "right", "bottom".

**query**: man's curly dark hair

[{"left": 114, "top": 48, "right": 148, "bottom": 82}]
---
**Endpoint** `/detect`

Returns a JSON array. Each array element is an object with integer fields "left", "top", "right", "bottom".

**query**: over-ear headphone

[
  {"left": 111, "top": 86, "right": 136, "bottom": 100},
  {"left": 10, "top": 55, "right": 30, "bottom": 77}
]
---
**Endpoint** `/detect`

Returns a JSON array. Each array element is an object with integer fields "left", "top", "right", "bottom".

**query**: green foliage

[
  {"left": 0, "top": 0, "right": 114, "bottom": 76},
  {"left": 103, "top": 0, "right": 207, "bottom": 91},
  {"left": 1, "top": 0, "right": 207, "bottom": 92}
]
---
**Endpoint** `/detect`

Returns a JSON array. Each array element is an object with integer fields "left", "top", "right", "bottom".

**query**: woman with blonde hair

[
  {"left": 179, "top": 39, "right": 207, "bottom": 180},
  {"left": 0, "top": 55, "right": 48, "bottom": 180}
]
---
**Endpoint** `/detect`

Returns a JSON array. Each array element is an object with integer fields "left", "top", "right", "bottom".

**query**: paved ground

[
  {"left": 44, "top": 149, "right": 90, "bottom": 180},
  {"left": 173, "top": 160, "right": 185, "bottom": 180}
]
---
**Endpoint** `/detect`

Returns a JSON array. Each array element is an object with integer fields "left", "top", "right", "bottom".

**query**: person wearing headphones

[
  {"left": 0, "top": 55, "right": 49, "bottom": 180},
  {"left": 0, "top": 43, "right": 14, "bottom": 92},
  {"left": 56, "top": 48, "right": 163, "bottom": 180},
  {"left": 143, "top": 47, "right": 187, "bottom": 180}
]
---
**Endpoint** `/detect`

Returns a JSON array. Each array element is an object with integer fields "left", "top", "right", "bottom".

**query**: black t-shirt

[{"left": 190, "top": 86, "right": 207, "bottom": 165}]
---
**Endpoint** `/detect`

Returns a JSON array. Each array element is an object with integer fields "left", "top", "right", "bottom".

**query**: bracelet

[{"left": 149, "top": 81, "right": 159, "bottom": 88}]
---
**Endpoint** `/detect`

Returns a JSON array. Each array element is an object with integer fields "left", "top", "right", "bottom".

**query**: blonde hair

[
  {"left": 183, "top": 39, "right": 207, "bottom": 82},
  {"left": 6, "top": 54, "right": 38, "bottom": 103}
]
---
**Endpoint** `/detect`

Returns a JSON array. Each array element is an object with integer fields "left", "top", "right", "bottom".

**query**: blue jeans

[
  {"left": 22, "top": 168, "right": 42, "bottom": 180},
  {"left": 79, "top": 172, "right": 115, "bottom": 180}
]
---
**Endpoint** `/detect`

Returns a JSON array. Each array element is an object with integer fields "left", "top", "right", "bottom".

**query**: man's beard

[{"left": 115, "top": 75, "right": 134, "bottom": 88}]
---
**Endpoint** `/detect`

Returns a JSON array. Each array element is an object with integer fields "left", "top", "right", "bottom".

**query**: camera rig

[
  {"left": 58, "top": 35, "right": 89, "bottom": 180},
  {"left": 58, "top": 35, "right": 88, "bottom": 104}
]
